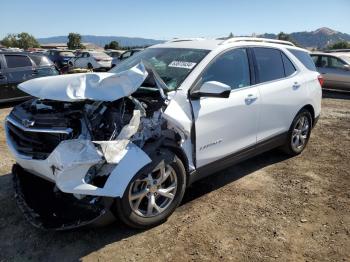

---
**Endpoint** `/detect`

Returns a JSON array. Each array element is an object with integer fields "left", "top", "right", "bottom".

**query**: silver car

[{"left": 311, "top": 52, "right": 350, "bottom": 91}]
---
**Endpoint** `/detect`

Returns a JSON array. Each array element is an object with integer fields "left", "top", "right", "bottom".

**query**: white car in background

[
  {"left": 5, "top": 37, "right": 322, "bottom": 230},
  {"left": 68, "top": 51, "right": 112, "bottom": 70}
]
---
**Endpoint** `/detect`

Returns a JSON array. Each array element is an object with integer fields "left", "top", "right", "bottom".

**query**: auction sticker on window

[{"left": 168, "top": 61, "right": 197, "bottom": 69}]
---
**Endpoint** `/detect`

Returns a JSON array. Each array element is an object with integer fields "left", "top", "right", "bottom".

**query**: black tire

[
  {"left": 282, "top": 109, "right": 312, "bottom": 156},
  {"left": 87, "top": 63, "right": 93, "bottom": 70},
  {"left": 114, "top": 150, "right": 186, "bottom": 229}
]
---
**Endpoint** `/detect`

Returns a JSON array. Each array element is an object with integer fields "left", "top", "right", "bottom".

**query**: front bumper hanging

[{"left": 12, "top": 164, "right": 115, "bottom": 231}]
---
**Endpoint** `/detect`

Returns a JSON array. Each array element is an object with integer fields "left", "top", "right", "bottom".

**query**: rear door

[
  {"left": 3, "top": 54, "right": 34, "bottom": 100},
  {"left": 252, "top": 47, "right": 301, "bottom": 142}
]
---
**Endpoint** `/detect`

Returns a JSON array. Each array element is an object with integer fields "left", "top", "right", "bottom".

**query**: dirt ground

[{"left": 0, "top": 91, "right": 349, "bottom": 262}]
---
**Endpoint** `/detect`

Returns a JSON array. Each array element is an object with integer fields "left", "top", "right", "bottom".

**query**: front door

[{"left": 191, "top": 48, "right": 259, "bottom": 168}]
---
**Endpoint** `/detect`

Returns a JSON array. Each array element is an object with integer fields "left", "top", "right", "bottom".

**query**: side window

[
  {"left": 281, "top": 52, "right": 296, "bottom": 77},
  {"left": 122, "top": 51, "right": 131, "bottom": 59},
  {"left": 328, "top": 57, "right": 345, "bottom": 69},
  {"left": 5, "top": 55, "right": 32, "bottom": 68},
  {"left": 253, "top": 48, "right": 285, "bottom": 83},
  {"left": 201, "top": 48, "right": 250, "bottom": 90},
  {"left": 320, "top": 56, "right": 328, "bottom": 68}
]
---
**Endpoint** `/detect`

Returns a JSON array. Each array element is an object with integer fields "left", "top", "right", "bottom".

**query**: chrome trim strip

[{"left": 6, "top": 115, "right": 72, "bottom": 135}]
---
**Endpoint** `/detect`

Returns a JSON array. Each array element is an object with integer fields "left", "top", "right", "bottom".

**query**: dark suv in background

[
  {"left": 0, "top": 52, "right": 59, "bottom": 102},
  {"left": 46, "top": 50, "right": 75, "bottom": 69}
]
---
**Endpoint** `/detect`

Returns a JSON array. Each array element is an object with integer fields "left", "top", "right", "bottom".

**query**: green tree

[
  {"left": 104, "top": 40, "right": 119, "bottom": 50},
  {"left": 327, "top": 41, "right": 350, "bottom": 50},
  {"left": 16, "top": 32, "right": 40, "bottom": 49},
  {"left": 67, "top": 33, "right": 85, "bottom": 49},
  {"left": 277, "top": 32, "right": 299, "bottom": 46},
  {"left": 1, "top": 32, "right": 39, "bottom": 49},
  {"left": 228, "top": 32, "right": 234, "bottom": 38}
]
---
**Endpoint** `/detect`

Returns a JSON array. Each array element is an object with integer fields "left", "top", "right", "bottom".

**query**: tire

[
  {"left": 87, "top": 63, "right": 93, "bottom": 70},
  {"left": 282, "top": 109, "right": 312, "bottom": 156},
  {"left": 114, "top": 150, "right": 186, "bottom": 229}
]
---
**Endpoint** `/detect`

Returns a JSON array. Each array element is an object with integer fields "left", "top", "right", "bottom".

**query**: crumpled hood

[{"left": 18, "top": 63, "right": 148, "bottom": 102}]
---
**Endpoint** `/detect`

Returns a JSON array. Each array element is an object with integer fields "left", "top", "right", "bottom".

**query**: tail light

[{"left": 317, "top": 74, "right": 324, "bottom": 87}]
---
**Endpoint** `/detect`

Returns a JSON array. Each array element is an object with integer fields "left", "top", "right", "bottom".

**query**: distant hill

[
  {"left": 37, "top": 35, "right": 164, "bottom": 47},
  {"left": 259, "top": 27, "right": 350, "bottom": 49}
]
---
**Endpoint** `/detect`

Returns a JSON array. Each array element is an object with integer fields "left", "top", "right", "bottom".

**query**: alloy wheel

[{"left": 128, "top": 161, "right": 178, "bottom": 218}]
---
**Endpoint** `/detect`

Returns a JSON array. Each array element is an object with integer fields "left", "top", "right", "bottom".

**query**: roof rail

[
  {"left": 219, "top": 37, "right": 295, "bottom": 46},
  {"left": 166, "top": 37, "right": 206, "bottom": 43}
]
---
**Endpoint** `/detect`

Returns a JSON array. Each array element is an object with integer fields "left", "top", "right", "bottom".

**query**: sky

[{"left": 1, "top": 0, "right": 349, "bottom": 40}]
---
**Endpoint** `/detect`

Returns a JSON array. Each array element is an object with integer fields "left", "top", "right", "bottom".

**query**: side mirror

[
  {"left": 191, "top": 81, "right": 231, "bottom": 99},
  {"left": 343, "top": 64, "right": 350, "bottom": 71}
]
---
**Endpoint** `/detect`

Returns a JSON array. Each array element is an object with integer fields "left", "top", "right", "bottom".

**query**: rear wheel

[
  {"left": 87, "top": 63, "right": 93, "bottom": 70},
  {"left": 282, "top": 109, "right": 312, "bottom": 155},
  {"left": 114, "top": 150, "right": 186, "bottom": 229}
]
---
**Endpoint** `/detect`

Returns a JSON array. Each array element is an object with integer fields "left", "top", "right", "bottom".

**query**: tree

[
  {"left": 67, "top": 33, "right": 85, "bottom": 49},
  {"left": 1, "top": 32, "right": 39, "bottom": 49},
  {"left": 228, "top": 32, "right": 234, "bottom": 38},
  {"left": 104, "top": 40, "right": 119, "bottom": 50},
  {"left": 277, "top": 32, "right": 299, "bottom": 46},
  {"left": 16, "top": 32, "right": 40, "bottom": 49},
  {"left": 327, "top": 41, "right": 350, "bottom": 50},
  {"left": 1, "top": 34, "right": 17, "bottom": 47}
]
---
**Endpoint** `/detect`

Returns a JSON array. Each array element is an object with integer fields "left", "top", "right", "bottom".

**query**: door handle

[
  {"left": 292, "top": 82, "right": 301, "bottom": 90},
  {"left": 245, "top": 94, "right": 257, "bottom": 104}
]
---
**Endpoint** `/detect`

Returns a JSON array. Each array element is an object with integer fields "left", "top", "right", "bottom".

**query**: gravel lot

[{"left": 0, "top": 91, "right": 349, "bottom": 262}]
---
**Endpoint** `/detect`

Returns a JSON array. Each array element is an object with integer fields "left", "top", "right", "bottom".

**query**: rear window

[
  {"left": 59, "top": 51, "right": 75, "bottom": 57},
  {"left": 5, "top": 55, "right": 32, "bottom": 68},
  {"left": 288, "top": 49, "right": 317, "bottom": 71},
  {"left": 29, "top": 55, "right": 53, "bottom": 67},
  {"left": 253, "top": 47, "right": 285, "bottom": 83}
]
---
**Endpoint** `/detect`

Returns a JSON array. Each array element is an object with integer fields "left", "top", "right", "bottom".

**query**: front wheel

[
  {"left": 282, "top": 109, "right": 312, "bottom": 155},
  {"left": 114, "top": 150, "right": 186, "bottom": 229}
]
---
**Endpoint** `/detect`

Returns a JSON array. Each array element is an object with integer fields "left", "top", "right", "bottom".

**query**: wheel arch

[{"left": 300, "top": 104, "right": 315, "bottom": 127}]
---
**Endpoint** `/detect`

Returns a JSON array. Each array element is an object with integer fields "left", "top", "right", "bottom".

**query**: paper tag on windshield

[{"left": 168, "top": 61, "right": 196, "bottom": 69}]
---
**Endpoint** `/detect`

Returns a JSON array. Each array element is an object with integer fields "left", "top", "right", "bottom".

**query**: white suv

[
  {"left": 68, "top": 50, "right": 112, "bottom": 70},
  {"left": 5, "top": 37, "right": 322, "bottom": 230}
]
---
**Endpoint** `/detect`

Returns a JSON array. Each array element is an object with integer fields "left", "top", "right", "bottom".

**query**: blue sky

[{"left": 1, "top": 0, "right": 349, "bottom": 39}]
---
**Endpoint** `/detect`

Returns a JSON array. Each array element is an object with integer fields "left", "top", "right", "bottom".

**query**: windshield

[
  {"left": 109, "top": 48, "right": 210, "bottom": 90},
  {"left": 59, "top": 51, "right": 75, "bottom": 57}
]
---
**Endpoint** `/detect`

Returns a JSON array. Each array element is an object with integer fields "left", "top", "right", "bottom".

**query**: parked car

[
  {"left": 105, "top": 50, "right": 124, "bottom": 58},
  {"left": 5, "top": 37, "right": 321, "bottom": 230},
  {"left": 0, "top": 52, "right": 59, "bottom": 102},
  {"left": 68, "top": 50, "right": 112, "bottom": 70},
  {"left": 111, "top": 48, "right": 143, "bottom": 68},
  {"left": 311, "top": 52, "right": 350, "bottom": 91},
  {"left": 46, "top": 49, "right": 75, "bottom": 69}
]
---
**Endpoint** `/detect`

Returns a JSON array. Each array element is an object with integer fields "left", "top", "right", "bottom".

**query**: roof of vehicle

[
  {"left": 150, "top": 37, "right": 303, "bottom": 51},
  {"left": 0, "top": 51, "right": 46, "bottom": 56}
]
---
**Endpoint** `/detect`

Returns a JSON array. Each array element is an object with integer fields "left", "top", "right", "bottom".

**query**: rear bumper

[{"left": 13, "top": 164, "right": 115, "bottom": 231}]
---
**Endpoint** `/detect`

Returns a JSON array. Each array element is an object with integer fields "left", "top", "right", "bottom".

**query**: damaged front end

[{"left": 5, "top": 63, "right": 187, "bottom": 230}]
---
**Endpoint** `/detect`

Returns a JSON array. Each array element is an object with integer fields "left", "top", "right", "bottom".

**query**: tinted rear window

[
  {"left": 5, "top": 55, "right": 32, "bottom": 68},
  {"left": 288, "top": 49, "right": 316, "bottom": 71},
  {"left": 253, "top": 47, "right": 285, "bottom": 83},
  {"left": 29, "top": 55, "right": 53, "bottom": 66}
]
